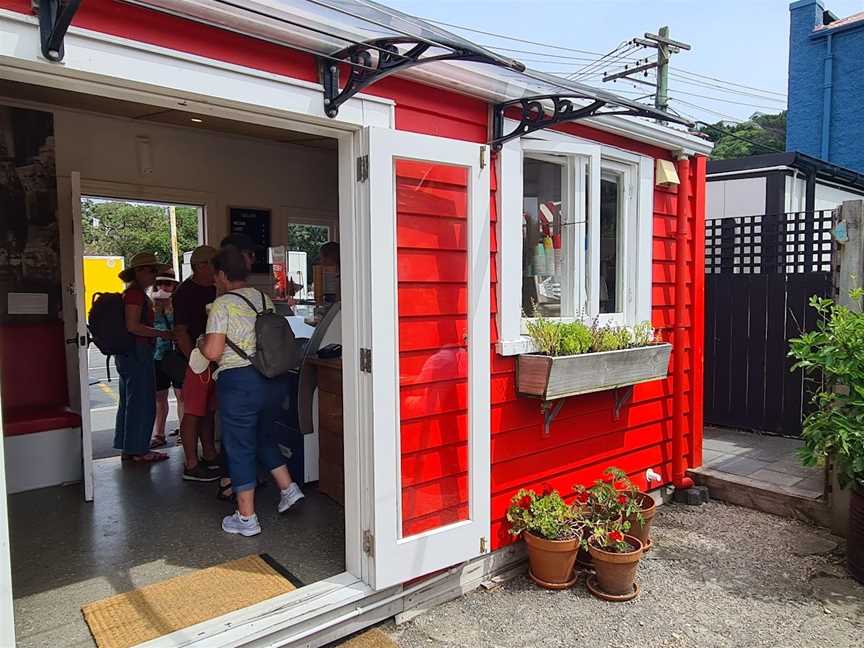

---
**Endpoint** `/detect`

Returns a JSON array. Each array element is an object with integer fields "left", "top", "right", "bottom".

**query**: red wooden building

[{"left": 0, "top": 1, "right": 711, "bottom": 645}]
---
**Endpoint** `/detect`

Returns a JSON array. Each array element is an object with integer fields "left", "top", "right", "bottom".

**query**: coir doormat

[{"left": 82, "top": 554, "right": 298, "bottom": 648}]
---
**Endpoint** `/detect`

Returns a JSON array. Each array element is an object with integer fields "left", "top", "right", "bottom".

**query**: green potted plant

[
  {"left": 572, "top": 467, "right": 649, "bottom": 565},
  {"left": 506, "top": 487, "right": 584, "bottom": 589},
  {"left": 605, "top": 467, "right": 657, "bottom": 552},
  {"left": 585, "top": 519, "right": 644, "bottom": 602},
  {"left": 789, "top": 292, "right": 864, "bottom": 584}
]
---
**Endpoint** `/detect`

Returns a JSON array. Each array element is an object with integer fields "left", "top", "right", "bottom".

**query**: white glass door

[{"left": 362, "top": 126, "right": 490, "bottom": 589}]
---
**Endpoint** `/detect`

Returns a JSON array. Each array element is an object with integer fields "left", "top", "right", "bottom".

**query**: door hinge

[
  {"left": 480, "top": 536, "right": 488, "bottom": 553},
  {"left": 360, "top": 347, "right": 372, "bottom": 373},
  {"left": 363, "top": 529, "right": 375, "bottom": 557},
  {"left": 356, "top": 154, "right": 369, "bottom": 182},
  {"left": 479, "top": 145, "right": 487, "bottom": 169}
]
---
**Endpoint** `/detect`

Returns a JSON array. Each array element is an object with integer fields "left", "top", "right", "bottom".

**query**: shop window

[{"left": 496, "top": 135, "right": 654, "bottom": 355}]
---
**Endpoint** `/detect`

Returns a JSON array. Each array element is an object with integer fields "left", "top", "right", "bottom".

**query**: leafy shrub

[
  {"left": 525, "top": 315, "right": 563, "bottom": 356},
  {"left": 506, "top": 488, "right": 584, "bottom": 541},
  {"left": 789, "top": 292, "right": 864, "bottom": 489}
]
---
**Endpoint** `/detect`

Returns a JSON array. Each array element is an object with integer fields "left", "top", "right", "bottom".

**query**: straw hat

[
  {"left": 155, "top": 271, "right": 179, "bottom": 285},
  {"left": 189, "top": 245, "right": 218, "bottom": 266},
  {"left": 119, "top": 252, "right": 170, "bottom": 282}
]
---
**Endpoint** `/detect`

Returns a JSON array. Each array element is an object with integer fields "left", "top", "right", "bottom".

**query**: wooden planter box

[{"left": 516, "top": 343, "right": 673, "bottom": 401}]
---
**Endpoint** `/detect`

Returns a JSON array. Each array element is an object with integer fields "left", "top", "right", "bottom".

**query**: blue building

[{"left": 787, "top": 1, "right": 864, "bottom": 173}]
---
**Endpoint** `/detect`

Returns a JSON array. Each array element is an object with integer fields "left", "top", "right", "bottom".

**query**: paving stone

[
  {"left": 749, "top": 468, "right": 807, "bottom": 488},
  {"left": 712, "top": 456, "right": 768, "bottom": 476},
  {"left": 793, "top": 534, "right": 839, "bottom": 556}
]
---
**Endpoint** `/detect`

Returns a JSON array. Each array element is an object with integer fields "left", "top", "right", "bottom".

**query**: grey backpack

[{"left": 225, "top": 290, "right": 298, "bottom": 378}]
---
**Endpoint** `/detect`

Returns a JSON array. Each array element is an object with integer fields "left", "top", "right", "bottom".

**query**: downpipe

[{"left": 673, "top": 155, "right": 694, "bottom": 490}]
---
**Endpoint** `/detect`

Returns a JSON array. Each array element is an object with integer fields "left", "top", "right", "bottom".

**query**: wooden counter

[{"left": 307, "top": 357, "right": 344, "bottom": 505}]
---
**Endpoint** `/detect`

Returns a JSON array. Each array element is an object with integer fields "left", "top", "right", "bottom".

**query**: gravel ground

[{"left": 382, "top": 501, "right": 864, "bottom": 648}]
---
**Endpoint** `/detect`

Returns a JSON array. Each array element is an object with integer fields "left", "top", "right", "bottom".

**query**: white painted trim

[
  {"left": 636, "top": 156, "right": 655, "bottom": 323},
  {"left": 0, "top": 392, "right": 14, "bottom": 648},
  {"left": 495, "top": 139, "right": 523, "bottom": 350},
  {"left": 365, "top": 126, "right": 490, "bottom": 589},
  {"left": 69, "top": 172, "right": 95, "bottom": 502},
  {"left": 0, "top": 9, "right": 394, "bottom": 135}
]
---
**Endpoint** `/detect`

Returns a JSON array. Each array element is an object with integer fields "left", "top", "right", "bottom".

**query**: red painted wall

[{"left": 0, "top": 0, "right": 706, "bottom": 550}]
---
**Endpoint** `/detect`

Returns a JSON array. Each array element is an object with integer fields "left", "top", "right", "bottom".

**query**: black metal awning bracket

[
  {"left": 491, "top": 93, "right": 663, "bottom": 150},
  {"left": 33, "top": 0, "right": 81, "bottom": 63},
  {"left": 320, "top": 37, "right": 495, "bottom": 118}
]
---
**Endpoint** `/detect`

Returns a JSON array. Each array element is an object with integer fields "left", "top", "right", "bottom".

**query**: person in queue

[
  {"left": 220, "top": 233, "right": 258, "bottom": 272},
  {"left": 151, "top": 269, "right": 183, "bottom": 448},
  {"left": 115, "top": 252, "right": 174, "bottom": 463},
  {"left": 173, "top": 245, "right": 221, "bottom": 482},
  {"left": 199, "top": 245, "right": 304, "bottom": 536}
]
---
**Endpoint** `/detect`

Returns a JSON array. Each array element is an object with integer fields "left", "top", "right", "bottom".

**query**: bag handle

[{"left": 223, "top": 290, "right": 268, "bottom": 360}]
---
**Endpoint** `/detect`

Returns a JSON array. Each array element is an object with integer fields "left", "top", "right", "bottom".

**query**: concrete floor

[
  {"left": 9, "top": 446, "right": 345, "bottom": 648},
  {"left": 701, "top": 426, "right": 823, "bottom": 496}
]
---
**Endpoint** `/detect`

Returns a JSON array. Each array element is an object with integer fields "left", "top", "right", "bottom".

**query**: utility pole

[
  {"left": 602, "top": 26, "right": 691, "bottom": 113},
  {"left": 168, "top": 206, "right": 179, "bottom": 278}
]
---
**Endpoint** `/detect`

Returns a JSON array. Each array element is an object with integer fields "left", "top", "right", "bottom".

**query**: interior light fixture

[{"left": 190, "top": 117, "right": 204, "bottom": 123}]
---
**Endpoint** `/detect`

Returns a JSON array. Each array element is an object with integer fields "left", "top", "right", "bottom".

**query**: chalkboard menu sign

[{"left": 228, "top": 207, "right": 271, "bottom": 273}]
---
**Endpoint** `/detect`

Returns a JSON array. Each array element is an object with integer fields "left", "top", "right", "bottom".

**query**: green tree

[
  {"left": 697, "top": 111, "right": 786, "bottom": 160},
  {"left": 82, "top": 200, "right": 199, "bottom": 265},
  {"left": 286, "top": 223, "right": 330, "bottom": 283}
]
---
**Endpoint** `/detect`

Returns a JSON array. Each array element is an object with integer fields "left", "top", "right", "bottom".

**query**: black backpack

[
  {"left": 225, "top": 290, "right": 298, "bottom": 378},
  {"left": 88, "top": 292, "right": 135, "bottom": 357}
]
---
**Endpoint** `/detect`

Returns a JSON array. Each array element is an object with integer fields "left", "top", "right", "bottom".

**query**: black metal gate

[{"left": 704, "top": 210, "right": 834, "bottom": 437}]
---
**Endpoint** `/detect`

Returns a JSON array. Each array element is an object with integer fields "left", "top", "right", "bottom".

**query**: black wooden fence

[{"left": 704, "top": 210, "right": 834, "bottom": 437}]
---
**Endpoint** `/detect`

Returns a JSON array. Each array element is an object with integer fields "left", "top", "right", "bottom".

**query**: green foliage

[
  {"left": 286, "top": 223, "right": 330, "bottom": 285},
  {"left": 525, "top": 313, "right": 563, "bottom": 356},
  {"left": 559, "top": 320, "right": 592, "bottom": 355},
  {"left": 789, "top": 292, "right": 864, "bottom": 489},
  {"left": 525, "top": 314, "right": 656, "bottom": 357},
  {"left": 82, "top": 199, "right": 198, "bottom": 265},
  {"left": 506, "top": 488, "right": 584, "bottom": 541},
  {"left": 696, "top": 111, "right": 786, "bottom": 161}
]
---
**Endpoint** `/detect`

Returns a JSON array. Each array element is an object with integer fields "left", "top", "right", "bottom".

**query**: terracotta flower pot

[
  {"left": 523, "top": 530, "right": 581, "bottom": 589},
  {"left": 625, "top": 492, "right": 657, "bottom": 551},
  {"left": 849, "top": 483, "right": 864, "bottom": 585},
  {"left": 587, "top": 535, "right": 643, "bottom": 601}
]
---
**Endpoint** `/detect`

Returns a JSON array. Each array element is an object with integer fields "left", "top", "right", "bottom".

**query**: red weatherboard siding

[{"left": 1, "top": 1, "right": 705, "bottom": 551}]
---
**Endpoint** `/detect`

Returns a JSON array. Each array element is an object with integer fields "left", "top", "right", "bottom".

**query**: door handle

[{"left": 66, "top": 335, "right": 90, "bottom": 347}]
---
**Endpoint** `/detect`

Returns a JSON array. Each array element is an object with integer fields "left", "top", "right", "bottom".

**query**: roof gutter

[{"left": 123, "top": 0, "right": 713, "bottom": 156}]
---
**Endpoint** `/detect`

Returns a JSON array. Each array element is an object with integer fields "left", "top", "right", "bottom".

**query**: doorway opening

[
  {"left": 0, "top": 81, "right": 358, "bottom": 648},
  {"left": 81, "top": 197, "right": 203, "bottom": 460}
]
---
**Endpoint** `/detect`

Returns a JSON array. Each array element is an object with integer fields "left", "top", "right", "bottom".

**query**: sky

[{"left": 387, "top": 0, "right": 864, "bottom": 124}]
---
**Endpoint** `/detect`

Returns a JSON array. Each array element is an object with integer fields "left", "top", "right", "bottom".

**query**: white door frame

[
  {"left": 0, "top": 27, "right": 391, "bottom": 643},
  {"left": 69, "top": 172, "right": 95, "bottom": 501}
]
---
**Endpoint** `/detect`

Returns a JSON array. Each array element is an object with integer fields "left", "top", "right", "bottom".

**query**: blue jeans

[
  {"left": 216, "top": 366, "right": 289, "bottom": 494},
  {"left": 114, "top": 343, "right": 156, "bottom": 455}
]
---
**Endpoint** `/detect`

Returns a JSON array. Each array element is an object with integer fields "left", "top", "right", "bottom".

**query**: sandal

[
  {"left": 150, "top": 436, "right": 167, "bottom": 449},
  {"left": 217, "top": 479, "right": 233, "bottom": 501},
  {"left": 131, "top": 451, "right": 169, "bottom": 463}
]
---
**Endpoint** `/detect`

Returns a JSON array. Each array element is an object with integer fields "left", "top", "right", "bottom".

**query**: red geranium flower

[
  {"left": 519, "top": 495, "right": 532, "bottom": 510},
  {"left": 541, "top": 483, "right": 553, "bottom": 496},
  {"left": 617, "top": 494, "right": 629, "bottom": 505},
  {"left": 608, "top": 530, "right": 624, "bottom": 543},
  {"left": 574, "top": 491, "right": 590, "bottom": 504}
]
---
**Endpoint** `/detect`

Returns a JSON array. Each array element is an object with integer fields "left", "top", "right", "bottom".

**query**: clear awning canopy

[{"left": 124, "top": 0, "right": 691, "bottom": 136}]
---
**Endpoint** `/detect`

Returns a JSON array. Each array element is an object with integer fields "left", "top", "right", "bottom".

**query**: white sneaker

[
  {"left": 278, "top": 483, "right": 305, "bottom": 513},
  {"left": 222, "top": 511, "right": 261, "bottom": 537}
]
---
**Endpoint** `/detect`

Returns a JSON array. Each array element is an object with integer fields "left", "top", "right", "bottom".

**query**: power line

[
  {"left": 672, "top": 68, "right": 787, "bottom": 97},
  {"left": 669, "top": 98, "right": 748, "bottom": 123},
  {"left": 668, "top": 73, "right": 787, "bottom": 102}
]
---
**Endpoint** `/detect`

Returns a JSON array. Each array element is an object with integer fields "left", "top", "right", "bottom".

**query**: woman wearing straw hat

[
  {"left": 115, "top": 252, "right": 175, "bottom": 463},
  {"left": 150, "top": 269, "right": 183, "bottom": 449}
]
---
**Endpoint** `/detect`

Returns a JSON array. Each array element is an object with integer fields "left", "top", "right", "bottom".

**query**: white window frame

[{"left": 496, "top": 127, "right": 654, "bottom": 356}]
